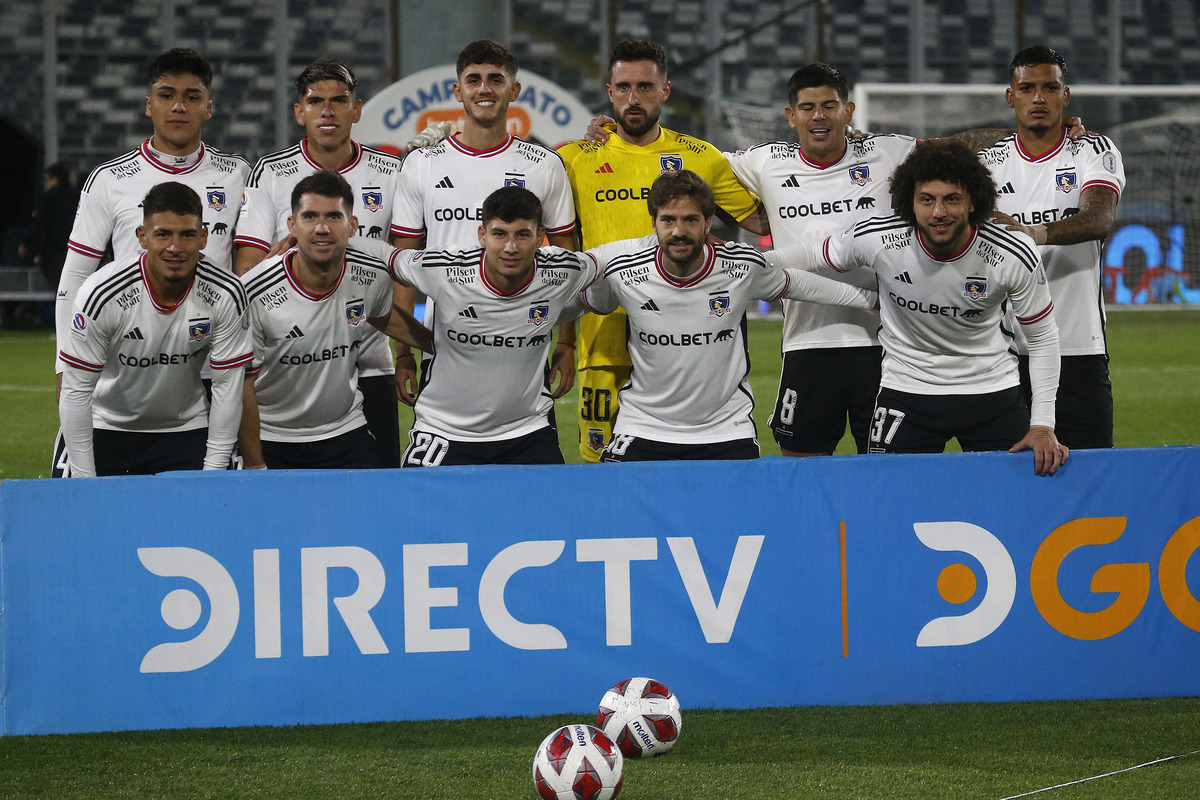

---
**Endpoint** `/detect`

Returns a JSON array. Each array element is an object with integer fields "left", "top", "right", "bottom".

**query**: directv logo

[
  {"left": 284, "top": 325, "right": 305, "bottom": 339},
  {"left": 123, "top": 327, "right": 145, "bottom": 340}
]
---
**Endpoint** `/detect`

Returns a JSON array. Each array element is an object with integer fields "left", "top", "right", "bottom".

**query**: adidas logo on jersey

[
  {"left": 998, "top": 181, "right": 1015, "bottom": 194},
  {"left": 435, "top": 176, "right": 455, "bottom": 189},
  {"left": 895, "top": 271, "right": 914, "bottom": 285},
  {"left": 595, "top": 162, "right": 614, "bottom": 174},
  {"left": 123, "top": 327, "right": 145, "bottom": 340},
  {"left": 640, "top": 299, "right": 661, "bottom": 312},
  {"left": 458, "top": 306, "right": 479, "bottom": 319},
  {"left": 781, "top": 175, "right": 802, "bottom": 188},
  {"left": 284, "top": 325, "right": 305, "bottom": 339}
]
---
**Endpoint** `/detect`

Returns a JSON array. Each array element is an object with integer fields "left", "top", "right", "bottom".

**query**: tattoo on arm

[
  {"left": 946, "top": 128, "right": 1013, "bottom": 153},
  {"left": 1044, "top": 186, "right": 1118, "bottom": 246}
]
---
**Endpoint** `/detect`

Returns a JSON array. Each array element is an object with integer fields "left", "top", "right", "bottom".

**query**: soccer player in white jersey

[
  {"left": 238, "top": 171, "right": 431, "bottom": 470},
  {"left": 389, "top": 40, "right": 579, "bottom": 406},
  {"left": 769, "top": 140, "right": 1068, "bottom": 476},
  {"left": 378, "top": 186, "right": 599, "bottom": 467},
  {"left": 723, "top": 64, "right": 914, "bottom": 457},
  {"left": 981, "top": 46, "right": 1125, "bottom": 449},
  {"left": 57, "top": 49, "right": 248, "bottom": 372},
  {"left": 234, "top": 58, "right": 407, "bottom": 466},
  {"left": 52, "top": 48, "right": 249, "bottom": 476},
  {"left": 58, "top": 183, "right": 252, "bottom": 477},
  {"left": 577, "top": 170, "right": 879, "bottom": 463}
]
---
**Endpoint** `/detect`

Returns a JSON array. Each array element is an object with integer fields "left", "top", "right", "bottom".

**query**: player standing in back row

[
  {"left": 235, "top": 58, "right": 406, "bottom": 466},
  {"left": 559, "top": 39, "right": 766, "bottom": 462},
  {"left": 389, "top": 40, "right": 579, "bottom": 406},
  {"left": 980, "top": 46, "right": 1125, "bottom": 449},
  {"left": 726, "top": 64, "right": 916, "bottom": 457}
]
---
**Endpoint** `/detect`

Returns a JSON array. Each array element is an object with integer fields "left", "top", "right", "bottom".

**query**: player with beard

[
  {"left": 980, "top": 46, "right": 1125, "bottom": 449},
  {"left": 238, "top": 171, "right": 431, "bottom": 470},
  {"left": 574, "top": 170, "right": 877, "bottom": 463},
  {"left": 58, "top": 183, "right": 252, "bottom": 477},
  {"left": 766, "top": 140, "right": 1068, "bottom": 476},
  {"left": 390, "top": 40, "right": 578, "bottom": 407},
  {"left": 235, "top": 58, "right": 408, "bottom": 466},
  {"left": 559, "top": 39, "right": 768, "bottom": 462}
]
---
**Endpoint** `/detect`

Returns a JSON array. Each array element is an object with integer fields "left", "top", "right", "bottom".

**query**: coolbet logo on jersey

[
  {"left": 709, "top": 295, "right": 732, "bottom": 316},
  {"left": 660, "top": 155, "right": 683, "bottom": 173},
  {"left": 1056, "top": 172, "right": 1077, "bottom": 192},
  {"left": 963, "top": 278, "right": 988, "bottom": 300},
  {"left": 362, "top": 191, "right": 384, "bottom": 211},
  {"left": 207, "top": 189, "right": 227, "bottom": 210},
  {"left": 849, "top": 166, "right": 872, "bottom": 186},
  {"left": 188, "top": 319, "right": 212, "bottom": 343},
  {"left": 346, "top": 301, "right": 366, "bottom": 326},
  {"left": 528, "top": 303, "right": 550, "bottom": 326}
]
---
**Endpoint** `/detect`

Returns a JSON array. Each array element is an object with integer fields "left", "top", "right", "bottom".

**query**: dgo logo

[{"left": 914, "top": 516, "right": 1200, "bottom": 647}]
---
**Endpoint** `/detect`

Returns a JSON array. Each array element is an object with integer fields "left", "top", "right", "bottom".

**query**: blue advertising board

[{"left": 2, "top": 447, "right": 1198, "bottom": 735}]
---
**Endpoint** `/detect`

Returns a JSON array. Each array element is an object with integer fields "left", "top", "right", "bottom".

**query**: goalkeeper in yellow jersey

[{"left": 559, "top": 39, "right": 767, "bottom": 462}]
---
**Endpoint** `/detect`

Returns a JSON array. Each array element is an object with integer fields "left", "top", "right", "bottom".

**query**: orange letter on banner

[
  {"left": 1030, "top": 517, "right": 1150, "bottom": 641},
  {"left": 1159, "top": 517, "right": 1200, "bottom": 632}
]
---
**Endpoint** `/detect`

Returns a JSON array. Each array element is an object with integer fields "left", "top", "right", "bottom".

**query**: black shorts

[
  {"left": 770, "top": 346, "right": 882, "bottom": 455},
  {"left": 402, "top": 425, "right": 565, "bottom": 467},
  {"left": 357, "top": 374, "right": 402, "bottom": 467},
  {"left": 1018, "top": 354, "right": 1113, "bottom": 450},
  {"left": 600, "top": 434, "right": 759, "bottom": 462},
  {"left": 869, "top": 386, "right": 1030, "bottom": 454},
  {"left": 86, "top": 428, "right": 209, "bottom": 476},
  {"left": 262, "top": 426, "right": 381, "bottom": 470}
]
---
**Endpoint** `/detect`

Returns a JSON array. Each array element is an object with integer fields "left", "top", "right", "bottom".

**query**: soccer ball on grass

[
  {"left": 596, "top": 677, "right": 682, "bottom": 758},
  {"left": 532, "top": 723, "right": 625, "bottom": 800}
]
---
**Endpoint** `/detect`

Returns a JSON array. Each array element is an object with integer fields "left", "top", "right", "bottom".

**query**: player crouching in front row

[
  {"left": 237, "top": 170, "right": 431, "bottom": 470},
  {"left": 58, "top": 182, "right": 253, "bottom": 477},
  {"left": 576, "top": 169, "right": 880, "bottom": 463}
]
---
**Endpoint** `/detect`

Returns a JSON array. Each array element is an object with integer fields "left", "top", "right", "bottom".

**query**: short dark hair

[
  {"left": 481, "top": 185, "right": 544, "bottom": 229},
  {"left": 45, "top": 162, "right": 71, "bottom": 185},
  {"left": 148, "top": 49, "right": 212, "bottom": 90},
  {"left": 889, "top": 140, "right": 996, "bottom": 226},
  {"left": 787, "top": 62, "right": 850, "bottom": 105},
  {"left": 142, "top": 182, "right": 204, "bottom": 221},
  {"left": 295, "top": 58, "right": 357, "bottom": 99},
  {"left": 608, "top": 39, "right": 668, "bottom": 83},
  {"left": 1009, "top": 46, "right": 1068, "bottom": 82},
  {"left": 291, "top": 169, "right": 354, "bottom": 216},
  {"left": 456, "top": 40, "right": 518, "bottom": 78},
  {"left": 647, "top": 169, "right": 715, "bottom": 220}
]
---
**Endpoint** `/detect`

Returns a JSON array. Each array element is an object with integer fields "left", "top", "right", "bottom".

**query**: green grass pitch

[{"left": 1, "top": 310, "right": 1198, "bottom": 797}]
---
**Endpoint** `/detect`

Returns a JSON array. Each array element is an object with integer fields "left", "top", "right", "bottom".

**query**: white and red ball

[
  {"left": 532, "top": 724, "right": 625, "bottom": 800},
  {"left": 596, "top": 677, "right": 682, "bottom": 758}
]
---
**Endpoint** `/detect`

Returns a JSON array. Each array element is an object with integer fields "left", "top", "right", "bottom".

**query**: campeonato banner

[
  {"left": 1, "top": 448, "right": 1198, "bottom": 735},
  {"left": 356, "top": 65, "right": 594, "bottom": 154}
]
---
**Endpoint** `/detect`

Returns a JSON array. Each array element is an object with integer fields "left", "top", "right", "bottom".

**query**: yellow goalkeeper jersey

[{"left": 559, "top": 126, "right": 760, "bottom": 368}]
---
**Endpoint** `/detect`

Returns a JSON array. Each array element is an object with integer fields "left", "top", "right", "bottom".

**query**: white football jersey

[
  {"left": 581, "top": 242, "right": 794, "bottom": 444},
  {"left": 68, "top": 140, "right": 248, "bottom": 273},
  {"left": 391, "top": 134, "right": 576, "bottom": 250},
  {"left": 386, "top": 245, "right": 601, "bottom": 441},
  {"left": 726, "top": 134, "right": 916, "bottom": 350},
  {"left": 241, "top": 248, "right": 393, "bottom": 442},
  {"left": 813, "top": 217, "right": 1055, "bottom": 401},
  {"left": 980, "top": 131, "right": 1125, "bottom": 356},
  {"left": 236, "top": 138, "right": 404, "bottom": 377},
  {"left": 58, "top": 255, "right": 252, "bottom": 432}
]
